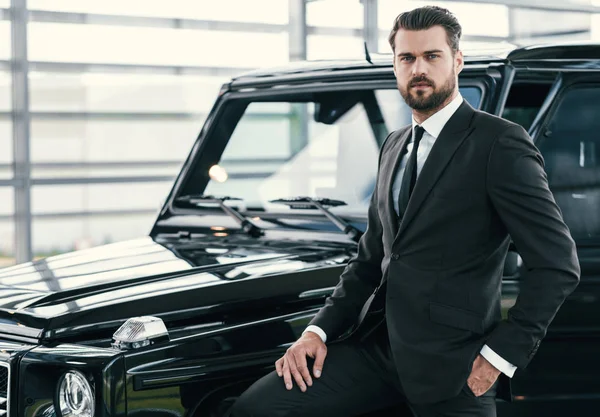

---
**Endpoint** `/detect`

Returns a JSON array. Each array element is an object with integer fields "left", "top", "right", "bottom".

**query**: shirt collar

[{"left": 412, "top": 93, "right": 464, "bottom": 139}]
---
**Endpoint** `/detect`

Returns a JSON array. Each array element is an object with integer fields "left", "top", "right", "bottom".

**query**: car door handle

[{"left": 298, "top": 287, "right": 336, "bottom": 299}]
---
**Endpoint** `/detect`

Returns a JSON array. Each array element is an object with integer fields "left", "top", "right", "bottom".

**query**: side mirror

[
  {"left": 503, "top": 250, "right": 522, "bottom": 278},
  {"left": 314, "top": 92, "right": 362, "bottom": 124}
]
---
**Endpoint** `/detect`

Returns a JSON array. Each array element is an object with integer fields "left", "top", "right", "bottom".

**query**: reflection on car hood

[{"left": 0, "top": 236, "right": 351, "bottom": 342}]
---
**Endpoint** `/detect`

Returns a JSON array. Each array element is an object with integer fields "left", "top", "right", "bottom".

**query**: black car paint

[{"left": 0, "top": 44, "right": 599, "bottom": 417}]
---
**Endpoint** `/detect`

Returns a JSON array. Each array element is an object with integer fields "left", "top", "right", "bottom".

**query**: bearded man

[{"left": 230, "top": 6, "right": 580, "bottom": 417}]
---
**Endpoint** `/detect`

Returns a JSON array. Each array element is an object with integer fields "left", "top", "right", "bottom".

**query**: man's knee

[
  {"left": 229, "top": 373, "right": 293, "bottom": 417},
  {"left": 228, "top": 391, "right": 262, "bottom": 417}
]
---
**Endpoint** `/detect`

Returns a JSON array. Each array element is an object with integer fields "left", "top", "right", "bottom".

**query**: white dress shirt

[{"left": 304, "top": 93, "right": 517, "bottom": 378}]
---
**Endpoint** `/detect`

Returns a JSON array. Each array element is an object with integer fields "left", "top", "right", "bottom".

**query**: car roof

[{"left": 230, "top": 42, "right": 600, "bottom": 88}]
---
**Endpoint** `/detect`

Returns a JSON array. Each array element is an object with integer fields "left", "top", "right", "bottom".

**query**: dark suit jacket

[{"left": 308, "top": 100, "right": 581, "bottom": 404}]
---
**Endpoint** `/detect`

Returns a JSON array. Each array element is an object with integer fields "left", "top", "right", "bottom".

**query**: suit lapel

[
  {"left": 396, "top": 101, "right": 476, "bottom": 238},
  {"left": 382, "top": 126, "right": 412, "bottom": 236}
]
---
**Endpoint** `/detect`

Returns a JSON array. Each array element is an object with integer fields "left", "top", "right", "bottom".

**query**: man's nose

[{"left": 411, "top": 57, "right": 428, "bottom": 77}]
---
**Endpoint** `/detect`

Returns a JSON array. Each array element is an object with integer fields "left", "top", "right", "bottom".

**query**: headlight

[{"left": 57, "top": 371, "right": 94, "bottom": 417}]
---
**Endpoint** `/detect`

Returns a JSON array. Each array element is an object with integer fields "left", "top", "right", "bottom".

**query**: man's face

[{"left": 392, "top": 26, "right": 463, "bottom": 112}]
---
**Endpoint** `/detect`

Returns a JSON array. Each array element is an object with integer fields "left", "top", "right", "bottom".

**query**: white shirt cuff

[
  {"left": 303, "top": 325, "right": 327, "bottom": 343},
  {"left": 480, "top": 344, "right": 517, "bottom": 378}
]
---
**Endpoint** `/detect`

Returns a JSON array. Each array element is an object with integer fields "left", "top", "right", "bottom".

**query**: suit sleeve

[
  {"left": 307, "top": 133, "right": 391, "bottom": 340},
  {"left": 484, "top": 124, "right": 580, "bottom": 369}
]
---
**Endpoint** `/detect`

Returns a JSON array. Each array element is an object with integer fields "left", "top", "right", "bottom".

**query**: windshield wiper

[
  {"left": 269, "top": 196, "right": 363, "bottom": 243},
  {"left": 176, "top": 195, "right": 264, "bottom": 238}
]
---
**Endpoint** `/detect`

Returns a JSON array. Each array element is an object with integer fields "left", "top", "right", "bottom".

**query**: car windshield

[{"left": 202, "top": 87, "right": 482, "bottom": 217}]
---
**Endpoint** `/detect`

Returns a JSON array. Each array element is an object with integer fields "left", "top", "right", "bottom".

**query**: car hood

[{"left": 0, "top": 236, "right": 351, "bottom": 342}]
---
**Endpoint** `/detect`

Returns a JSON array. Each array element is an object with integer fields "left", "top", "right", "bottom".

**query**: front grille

[{"left": 0, "top": 363, "right": 9, "bottom": 417}]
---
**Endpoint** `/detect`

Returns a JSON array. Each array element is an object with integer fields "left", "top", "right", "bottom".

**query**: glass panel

[
  {"left": 0, "top": 121, "right": 12, "bottom": 180},
  {"left": 0, "top": 187, "right": 12, "bottom": 217},
  {"left": 28, "top": 0, "right": 288, "bottom": 24},
  {"left": 0, "top": 220, "right": 14, "bottom": 269},
  {"left": 29, "top": 72, "right": 226, "bottom": 113},
  {"left": 538, "top": 85, "right": 600, "bottom": 240},
  {"left": 307, "top": 35, "right": 363, "bottom": 60},
  {"left": 307, "top": 0, "right": 362, "bottom": 29},
  {"left": 30, "top": 120, "right": 200, "bottom": 164},
  {"left": 0, "top": 186, "right": 13, "bottom": 268},
  {"left": 0, "top": 22, "right": 9, "bottom": 60},
  {"left": 33, "top": 213, "right": 157, "bottom": 256},
  {"left": 378, "top": 0, "right": 509, "bottom": 38},
  {"left": 510, "top": 9, "right": 590, "bottom": 43},
  {"left": 378, "top": 36, "right": 391, "bottom": 54},
  {"left": 593, "top": 14, "right": 600, "bottom": 41},
  {"left": 32, "top": 183, "right": 171, "bottom": 215},
  {"left": 28, "top": 23, "right": 288, "bottom": 67},
  {"left": 0, "top": 72, "right": 11, "bottom": 111}
]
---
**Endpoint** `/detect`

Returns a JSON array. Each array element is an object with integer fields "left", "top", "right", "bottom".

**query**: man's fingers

[
  {"left": 282, "top": 359, "right": 293, "bottom": 390},
  {"left": 313, "top": 345, "right": 327, "bottom": 378},
  {"left": 275, "top": 358, "right": 283, "bottom": 377},
  {"left": 468, "top": 376, "right": 493, "bottom": 397},
  {"left": 285, "top": 351, "right": 306, "bottom": 392},
  {"left": 287, "top": 354, "right": 307, "bottom": 392},
  {"left": 293, "top": 351, "right": 312, "bottom": 387}
]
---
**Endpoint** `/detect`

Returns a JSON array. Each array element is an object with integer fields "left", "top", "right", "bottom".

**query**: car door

[{"left": 497, "top": 72, "right": 600, "bottom": 416}]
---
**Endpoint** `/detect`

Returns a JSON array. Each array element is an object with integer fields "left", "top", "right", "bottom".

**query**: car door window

[{"left": 537, "top": 85, "right": 600, "bottom": 240}]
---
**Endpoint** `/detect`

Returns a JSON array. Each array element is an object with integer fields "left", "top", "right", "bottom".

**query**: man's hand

[
  {"left": 275, "top": 331, "right": 327, "bottom": 392},
  {"left": 467, "top": 354, "right": 501, "bottom": 396}
]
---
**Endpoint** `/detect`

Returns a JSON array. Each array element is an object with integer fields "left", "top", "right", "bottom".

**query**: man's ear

[{"left": 455, "top": 50, "right": 464, "bottom": 74}]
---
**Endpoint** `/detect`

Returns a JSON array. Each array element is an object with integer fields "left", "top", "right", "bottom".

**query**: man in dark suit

[{"left": 231, "top": 6, "right": 580, "bottom": 417}]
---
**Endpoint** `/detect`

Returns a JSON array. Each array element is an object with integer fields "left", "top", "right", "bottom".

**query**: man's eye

[
  {"left": 401, "top": 56, "right": 414, "bottom": 62},
  {"left": 427, "top": 54, "right": 439, "bottom": 59}
]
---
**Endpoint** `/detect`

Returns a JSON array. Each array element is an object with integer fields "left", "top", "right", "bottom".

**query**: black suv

[{"left": 0, "top": 42, "right": 599, "bottom": 417}]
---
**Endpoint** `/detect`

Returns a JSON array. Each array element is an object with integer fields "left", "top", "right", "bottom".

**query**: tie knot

[{"left": 413, "top": 125, "right": 425, "bottom": 145}]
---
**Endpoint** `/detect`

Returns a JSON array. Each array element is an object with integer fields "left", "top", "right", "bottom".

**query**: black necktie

[{"left": 398, "top": 125, "right": 425, "bottom": 218}]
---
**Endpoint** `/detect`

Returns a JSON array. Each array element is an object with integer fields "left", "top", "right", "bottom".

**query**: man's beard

[{"left": 399, "top": 70, "right": 455, "bottom": 112}]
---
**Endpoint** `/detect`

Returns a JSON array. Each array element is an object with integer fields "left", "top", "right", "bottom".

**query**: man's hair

[{"left": 388, "top": 6, "right": 462, "bottom": 54}]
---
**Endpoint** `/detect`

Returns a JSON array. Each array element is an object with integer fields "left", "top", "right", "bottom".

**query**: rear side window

[
  {"left": 502, "top": 81, "right": 552, "bottom": 131},
  {"left": 537, "top": 85, "right": 600, "bottom": 240}
]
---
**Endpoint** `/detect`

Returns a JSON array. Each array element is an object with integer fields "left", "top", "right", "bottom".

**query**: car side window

[
  {"left": 537, "top": 85, "right": 600, "bottom": 240},
  {"left": 501, "top": 81, "right": 553, "bottom": 131}
]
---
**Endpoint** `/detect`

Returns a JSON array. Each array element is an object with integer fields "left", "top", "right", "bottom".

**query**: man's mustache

[{"left": 409, "top": 76, "right": 435, "bottom": 87}]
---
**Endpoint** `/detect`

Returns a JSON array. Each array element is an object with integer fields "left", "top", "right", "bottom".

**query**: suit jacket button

[{"left": 391, "top": 253, "right": 400, "bottom": 260}]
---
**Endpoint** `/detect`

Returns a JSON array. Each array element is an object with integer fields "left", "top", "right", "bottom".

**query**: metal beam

[
  {"left": 26, "top": 61, "right": 253, "bottom": 77},
  {"left": 512, "top": 28, "right": 591, "bottom": 42},
  {"left": 27, "top": 9, "right": 289, "bottom": 33},
  {"left": 21, "top": 111, "right": 205, "bottom": 121},
  {"left": 412, "top": 0, "right": 600, "bottom": 14},
  {"left": 28, "top": 161, "right": 183, "bottom": 169},
  {"left": 362, "top": 0, "right": 379, "bottom": 54},
  {"left": 0, "top": 111, "right": 291, "bottom": 121},
  {"left": 0, "top": 209, "right": 158, "bottom": 221},
  {"left": 0, "top": 175, "right": 174, "bottom": 186},
  {"left": 31, "top": 175, "right": 174, "bottom": 186},
  {"left": 288, "top": 0, "right": 309, "bottom": 190},
  {"left": 289, "top": 0, "right": 307, "bottom": 62},
  {"left": 11, "top": 0, "right": 32, "bottom": 263}
]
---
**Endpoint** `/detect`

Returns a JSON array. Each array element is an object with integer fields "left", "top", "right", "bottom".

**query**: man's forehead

[{"left": 394, "top": 27, "right": 450, "bottom": 54}]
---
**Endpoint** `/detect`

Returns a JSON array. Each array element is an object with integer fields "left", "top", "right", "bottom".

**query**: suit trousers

[{"left": 230, "top": 319, "right": 498, "bottom": 417}]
